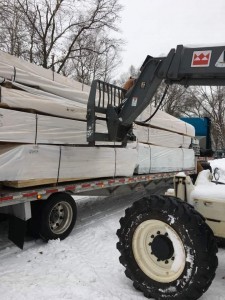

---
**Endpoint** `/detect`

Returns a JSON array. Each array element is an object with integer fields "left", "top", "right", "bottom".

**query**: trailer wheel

[
  {"left": 38, "top": 192, "right": 77, "bottom": 241},
  {"left": 117, "top": 195, "right": 218, "bottom": 300}
]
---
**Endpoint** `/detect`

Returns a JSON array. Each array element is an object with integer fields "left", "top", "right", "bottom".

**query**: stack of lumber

[
  {"left": 0, "top": 144, "right": 137, "bottom": 187},
  {"left": 0, "top": 51, "right": 195, "bottom": 187},
  {"left": 128, "top": 143, "right": 195, "bottom": 174}
]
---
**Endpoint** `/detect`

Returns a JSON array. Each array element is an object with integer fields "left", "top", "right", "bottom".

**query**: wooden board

[{"left": 3, "top": 177, "right": 90, "bottom": 188}]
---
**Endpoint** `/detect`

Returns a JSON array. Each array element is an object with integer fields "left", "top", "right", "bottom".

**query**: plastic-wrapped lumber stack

[
  {"left": 132, "top": 106, "right": 195, "bottom": 173},
  {"left": 0, "top": 50, "right": 195, "bottom": 187},
  {"left": 0, "top": 51, "right": 138, "bottom": 186},
  {"left": 0, "top": 144, "right": 137, "bottom": 187}
]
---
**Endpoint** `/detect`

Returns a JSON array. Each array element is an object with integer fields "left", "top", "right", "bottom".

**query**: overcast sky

[{"left": 118, "top": 0, "right": 225, "bottom": 74}]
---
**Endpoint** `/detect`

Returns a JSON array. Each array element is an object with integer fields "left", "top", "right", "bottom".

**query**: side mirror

[{"left": 213, "top": 167, "right": 220, "bottom": 183}]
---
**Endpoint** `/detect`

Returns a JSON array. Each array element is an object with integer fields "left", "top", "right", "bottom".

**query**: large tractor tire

[{"left": 117, "top": 195, "right": 218, "bottom": 300}]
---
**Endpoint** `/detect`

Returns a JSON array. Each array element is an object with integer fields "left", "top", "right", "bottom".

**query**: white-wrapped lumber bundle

[
  {"left": 1, "top": 84, "right": 87, "bottom": 120},
  {"left": 0, "top": 108, "right": 36, "bottom": 143},
  {"left": 0, "top": 144, "right": 137, "bottom": 187},
  {"left": 0, "top": 108, "right": 192, "bottom": 148},
  {"left": 1, "top": 82, "right": 195, "bottom": 137},
  {"left": 0, "top": 108, "right": 88, "bottom": 144},
  {"left": 0, "top": 50, "right": 90, "bottom": 93},
  {"left": 0, "top": 141, "right": 194, "bottom": 188},
  {"left": 136, "top": 105, "right": 195, "bottom": 137},
  {"left": 59, "top": 146, "right": 137, "bottom": 179},
  {"left": 0, "top": 56, "right": 90, "bottom": 104},
  {"left": 0, "top": 83, "right": 195, "bottom": 137},
  {"left": 0, "top": 144, "right": 59, "bottom": 182},
  {"left": 133, "top": 124, "right": 192, "bottom": 148},
  {"left": 0, "top": 108, "right": 112, "bottom": 145},
  {"left": 133, "top": 142, "right": 195, "bottom": 174}
]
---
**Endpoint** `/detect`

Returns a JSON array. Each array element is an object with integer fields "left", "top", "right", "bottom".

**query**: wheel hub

[
  {"left": 49, "top": 201, "right": 72, "bottom": 234},
  {"left": 132, "top": 219, "right": 186, "bottom": 283},
  {"left": 51, "top": 210, "right": 60, "bottom": 223},
  {"left": 150, "top": 234, "right": 174, "bottom": 261}
]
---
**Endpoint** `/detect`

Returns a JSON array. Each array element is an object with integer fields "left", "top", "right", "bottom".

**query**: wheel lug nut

[
  {"left": 172, "top": 257, "right": 175, "bottom": 260},
  {"left": 165, "top": 232, "right": 168, "bottom": 236},
  {"left": 157, "top": 231, "right": 160, "bottom": 235},
  {"left": 149, "top": 242, "right": 152, "bottom": 246},
  {"left": 157, "top": 258, "right": 160, "bottom": 262},
  {"left": 151, "top": 235, "right": 154, "bottom": 238},
  {"left": 165, "top": 260, "right": 169, "bottom": 264}
]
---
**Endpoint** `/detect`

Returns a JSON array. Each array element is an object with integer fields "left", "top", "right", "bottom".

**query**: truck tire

[
  {"left": 117, "top": 195, "right": 218, "bottom": 300},
  {"left": 38, "top": 192, "right": 77, "bottom": 241}
]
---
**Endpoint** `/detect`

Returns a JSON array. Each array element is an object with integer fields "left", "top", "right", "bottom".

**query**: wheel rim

[
  {"left": 49, "top": 201, "right": 73, "bottom": 235},
  {"left": 132, "top": 220, "right": 186, "bottom": 283}
]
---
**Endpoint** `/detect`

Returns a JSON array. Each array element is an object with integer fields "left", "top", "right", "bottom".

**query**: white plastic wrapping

[
  {"left": 0, "top": 108, "right": 111, "bottom": 145},
  {"left": 0, "top": 108, "right": 88, "bottom": 144},
  {"left": 0, "top": 142, "right": 195, "bottom": 182},
  {"left": 0, "top": 144, "right": 139, "bottom": 182},
  {"left": 1, "top": 81, "right": 195, "bottom": 138},
  {"left": 1, "top": 85, "right": 86, "bottom": 120},
  {"left": 115, "top": 147, "right": 138, "bottom": 177},
  {"left": 133, "top": 124, "right": 192, "bottom": 148},
  {"left": 136, "top": 105, "right": 195, "bottom": 137},
  {"left": 0, "top": 144, "right": 59, "bottom": 181},
  {"left": 0, "top": 60, "right": 89, "bottom": 105},
  {"left": 2, "top": 104, "right": 193, "bottom": 148},
  {"left": 37, "top": 115, "right": 88, "bottom": 145},
  {"left": 0, "top": 108, "right": 36, "bottom": 143},
  {"left": 134, "top": 143, "right": 195, "bottom": 174},
  {"left": 135, "top": 143, "right": 151, "bottom": 174},
  {"left": 150, "top": 145, "right": 183, "bottom": 173},
  {"left": 0, "top": 107, "right": 192, "bottom": 149},
  {"left": 59, "top": 146, "right": 116, "bottom": 179},
  {"left": 0, "top": 50, "right": 91, "bottom": 93},
  {"left": 133, "top": 125, "right": 149, "bottom": 145},
  {"left": 59, "top": 146, "right": 138, "bottom": 179}
]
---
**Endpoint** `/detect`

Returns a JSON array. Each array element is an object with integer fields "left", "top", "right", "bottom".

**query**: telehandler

[{"left": 86, "top": 45, "right": 225, "bottom": 300}]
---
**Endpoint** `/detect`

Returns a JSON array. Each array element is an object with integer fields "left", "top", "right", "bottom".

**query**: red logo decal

[{"left": 191, "top": 51, "right": 211, "bottom": 67}]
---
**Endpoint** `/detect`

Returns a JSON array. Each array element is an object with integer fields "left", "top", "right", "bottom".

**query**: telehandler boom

[{"left": 87, "top": 44, "right": 225, "bottom": 143}]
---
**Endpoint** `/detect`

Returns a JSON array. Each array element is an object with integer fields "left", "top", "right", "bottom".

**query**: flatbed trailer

[{"left": 0, "top": 170, "right": 195, "bottom": 249}]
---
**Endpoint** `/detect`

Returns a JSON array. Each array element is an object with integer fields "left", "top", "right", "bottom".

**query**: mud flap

[{"left": 8, "top": 216, "right": 27, "bottom": 249}]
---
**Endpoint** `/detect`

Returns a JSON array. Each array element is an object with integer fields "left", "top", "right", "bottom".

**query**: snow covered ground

[{"left": 0, "top": 188, "right": 224, "bottom": 299}]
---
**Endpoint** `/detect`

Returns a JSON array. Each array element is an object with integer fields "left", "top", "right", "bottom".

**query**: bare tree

[
  {"left": 0, "top": 0, "right": 123, "bottom": 82},
  {"left": 65, "top": 29, "right": 123, "bottom": 85},
  {"left": 186, "top": 86, "right": 225, "bottom": 149},
  {"left": 0, "top": 0, "right": 27, "bottom": 56}
]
